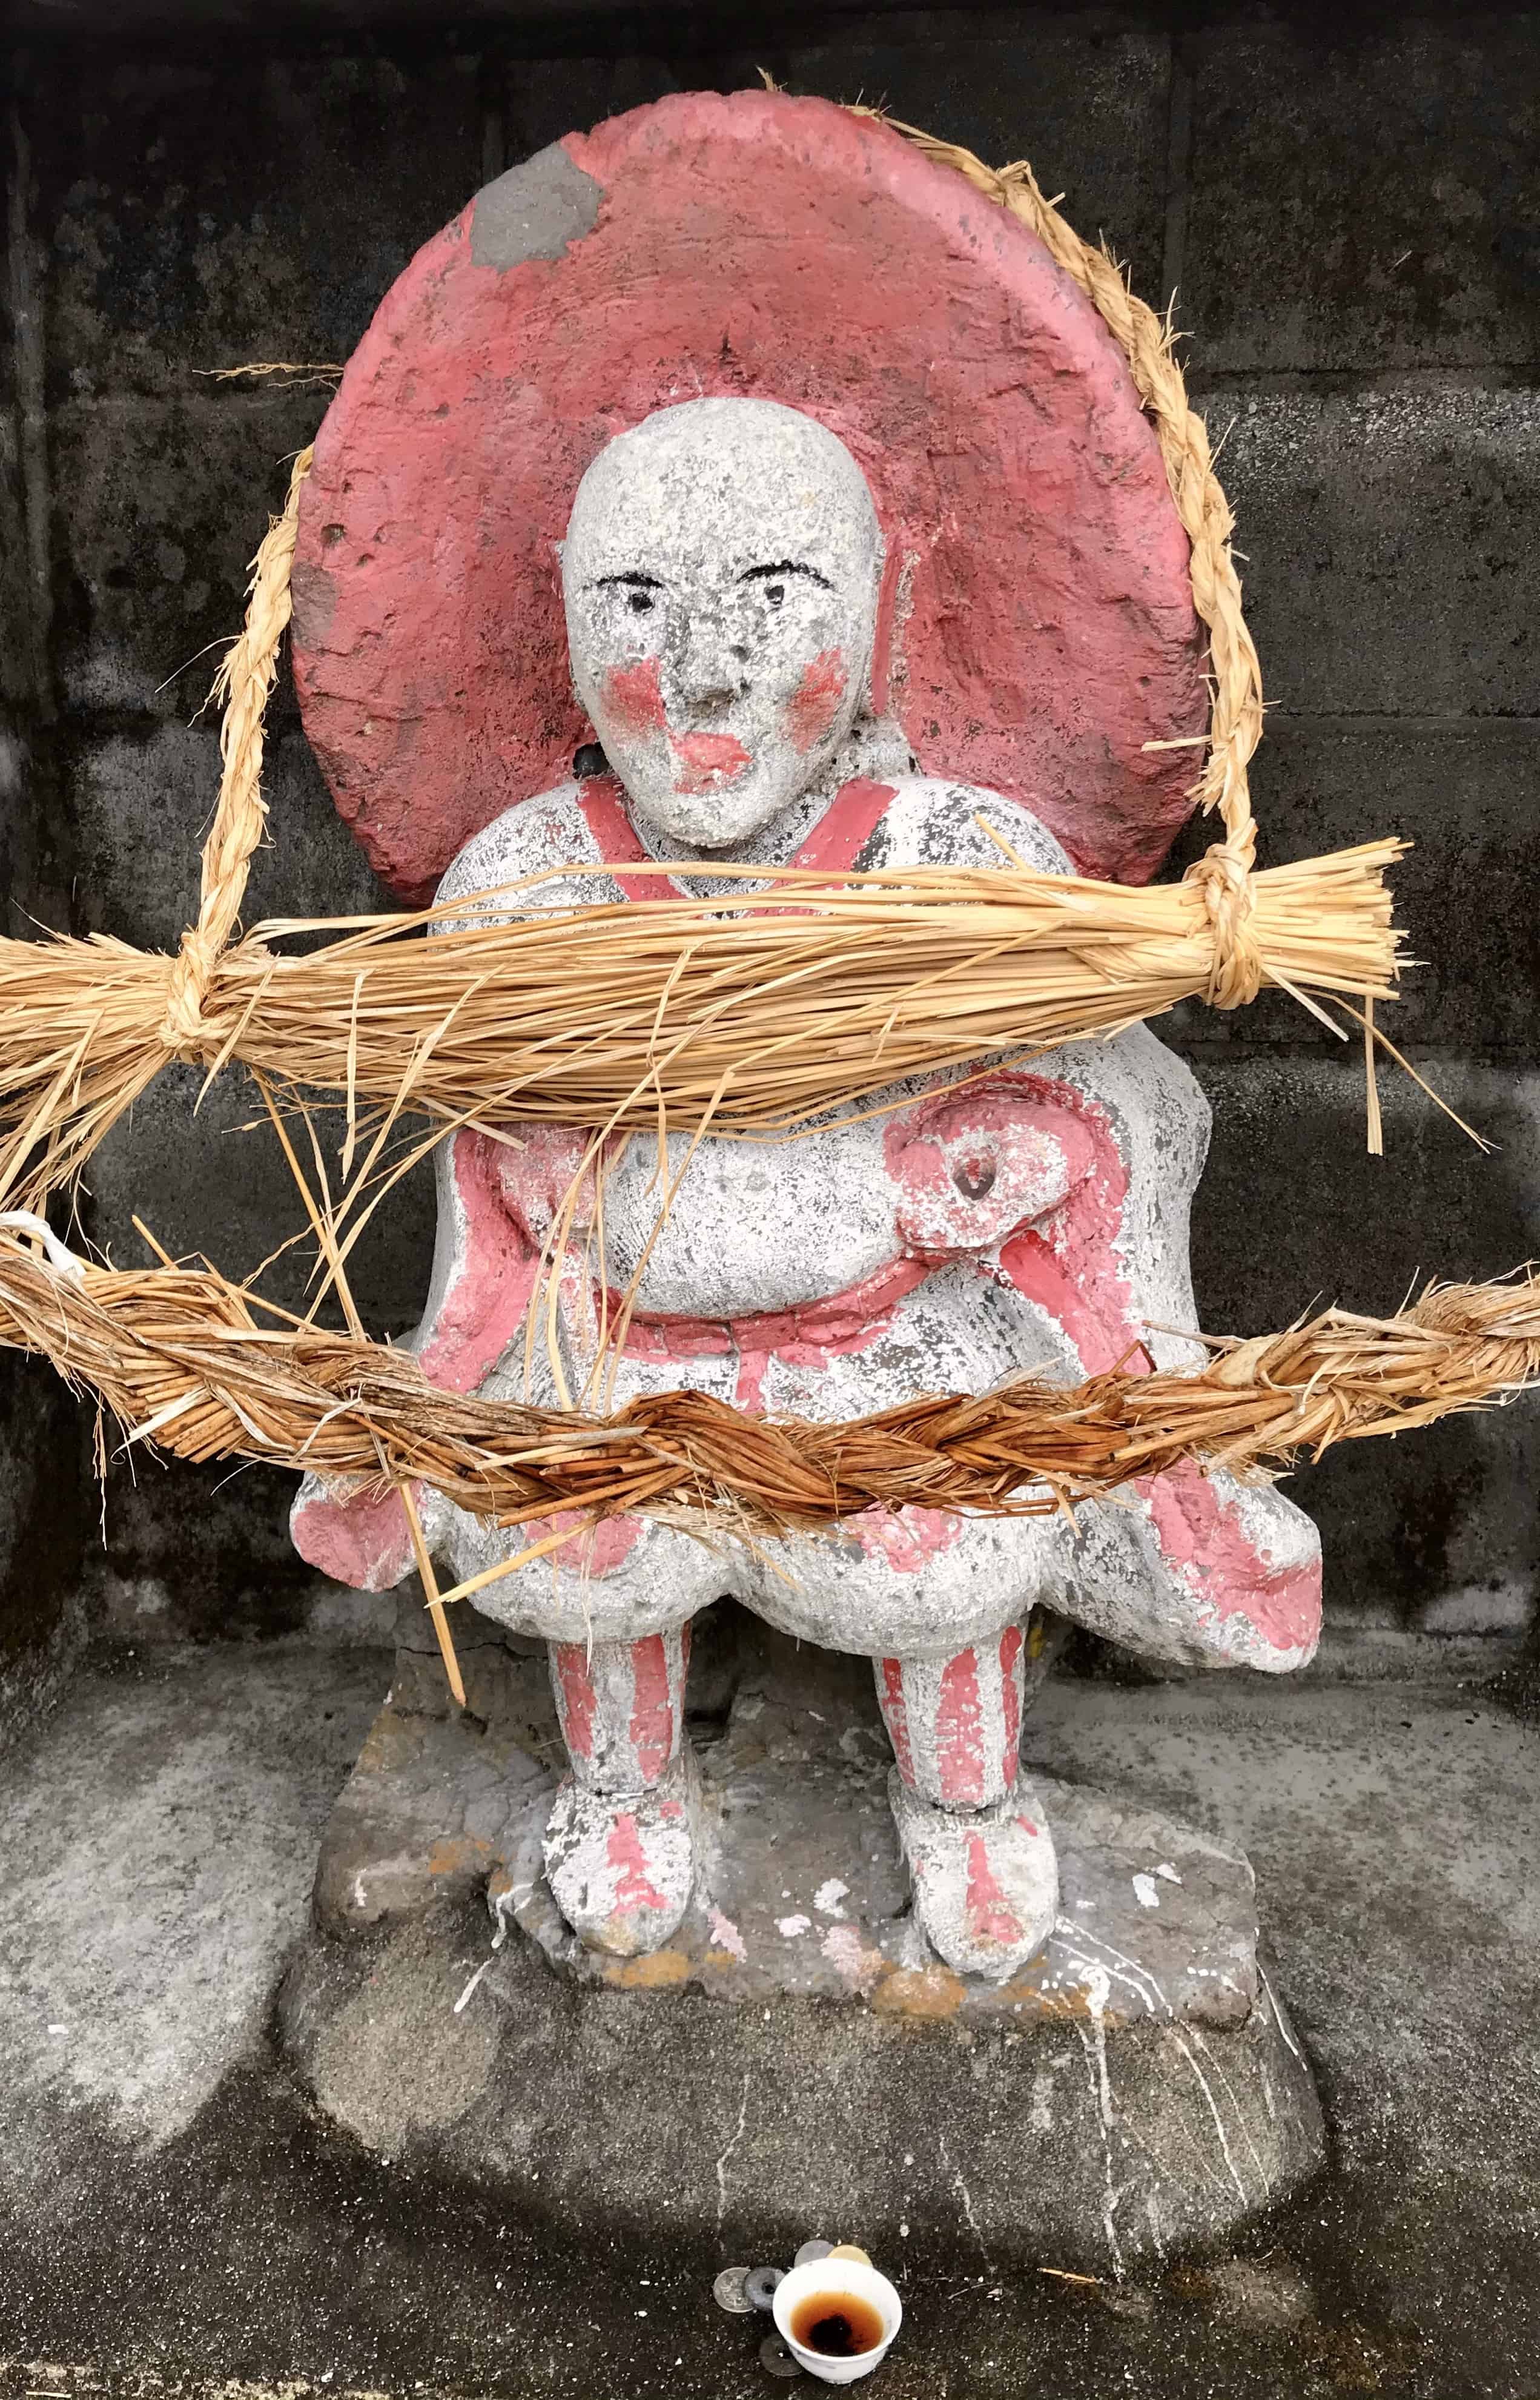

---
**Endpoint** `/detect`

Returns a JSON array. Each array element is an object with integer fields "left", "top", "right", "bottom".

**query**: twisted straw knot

[
  {"left": 160, "top": 927, "right": 220, "bottom": 1059},
  {"left": 1184, "top": 842, "right": 1262, "bottom": 1009}
]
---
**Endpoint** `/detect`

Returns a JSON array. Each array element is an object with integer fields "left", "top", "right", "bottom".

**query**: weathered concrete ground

[{"left": 1, "top": 1638, "right": 1536, "bottom": 2399}]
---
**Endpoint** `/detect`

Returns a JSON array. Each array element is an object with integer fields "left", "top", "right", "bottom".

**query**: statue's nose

[{"left": 672, "top": 611, "right": 749, "bottom": 709}]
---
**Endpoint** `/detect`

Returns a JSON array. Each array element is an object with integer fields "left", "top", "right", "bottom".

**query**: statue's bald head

[{"left": 562, "top": 398, "right": 883, "bottom": 848}]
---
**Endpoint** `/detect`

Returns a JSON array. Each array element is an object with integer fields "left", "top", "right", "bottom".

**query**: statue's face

[{"left": 563, "top": 399, "right": 882, "bottom": 849}]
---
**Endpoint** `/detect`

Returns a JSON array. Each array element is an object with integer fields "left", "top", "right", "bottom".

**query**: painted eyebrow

[
  {"left": 591, "top": 570, "right": 664, "bottom": 588},
  {"left": 739, "top": 560, "right": 833, "bottom": 590}
]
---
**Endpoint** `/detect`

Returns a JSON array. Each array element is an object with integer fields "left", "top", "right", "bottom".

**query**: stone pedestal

[{"left": 280, "top": 1607, "right": 1323, "bottom": 2272}]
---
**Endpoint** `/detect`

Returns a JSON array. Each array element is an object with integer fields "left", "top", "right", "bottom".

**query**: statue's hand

[
  {"left": 887, "top": 1084, "right": 1094, "bottom": 1258},
  {"left": 291, "top": 1472, "right": 415, "bottom": 1592}
]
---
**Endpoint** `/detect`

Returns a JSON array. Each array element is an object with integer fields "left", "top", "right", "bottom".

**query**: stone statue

[{"left": 292, "top": 395, "right": 1321, "bottom": 1984}]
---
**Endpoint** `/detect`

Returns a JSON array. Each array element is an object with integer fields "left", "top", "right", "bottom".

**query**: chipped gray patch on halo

[{"left": 469, "top": 142, "right": 603, "bottom": 272}]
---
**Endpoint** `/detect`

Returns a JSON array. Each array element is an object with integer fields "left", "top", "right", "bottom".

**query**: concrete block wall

[{"left": 0, "top": 2, "right": 1536, "bottom": 1676}]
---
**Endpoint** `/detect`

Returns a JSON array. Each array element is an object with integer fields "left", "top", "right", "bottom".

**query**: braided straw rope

[
  {"left": 0, "top": 1236, "right": 1535, "bottom": 1608},
  {"left": 159, "top": 446, "right": 312, "bottom": 1057}
]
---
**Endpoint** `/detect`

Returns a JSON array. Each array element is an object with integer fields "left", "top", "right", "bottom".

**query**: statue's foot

[
  {"left": 889, "top": 1769, "right": 1058, "bottom": 1982},
  {"left": 543, "top": 1751, "right": 697, "bottom": 1957}
]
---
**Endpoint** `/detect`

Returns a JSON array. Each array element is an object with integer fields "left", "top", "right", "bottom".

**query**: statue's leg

[
  {"left": 542, "top": 1623, "right": 697, "bottom": 1957},
  {"left": 874, "top": 1629, "right": 1058, "bottom": 1982}
]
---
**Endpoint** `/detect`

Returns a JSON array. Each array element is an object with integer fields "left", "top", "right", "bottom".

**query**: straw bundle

[
  {"left": 0, "top": 835, "right": 1406, "bottom": 1217},
  {"left": 2, "top": 1229, "right": 1535, "bottom": 1594}
]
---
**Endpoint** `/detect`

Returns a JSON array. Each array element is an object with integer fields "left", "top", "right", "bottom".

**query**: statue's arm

[
  {"left": 884, "top": 781, "right": 1322, "bottom": 1663},
  {"left": 289, "top": 1129, "right": 541, "bottom": 1591},
  {"left": 982, "top": 1149, "right": 1322, "bottom": 1670},
  {"left": 292, "top": 791, "right": 600, "bottom": 1590}
]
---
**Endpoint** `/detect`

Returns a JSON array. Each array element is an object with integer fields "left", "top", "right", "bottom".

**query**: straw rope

[
  {"left": 0, "top": 835, "right": 1406, "bottom": 1222},
  {"left": 0, "top": 1229, "right": 1533, "bottom": 1579},
  {"left": 159, "top": 447, "right": 312, "bottom": 1060}
]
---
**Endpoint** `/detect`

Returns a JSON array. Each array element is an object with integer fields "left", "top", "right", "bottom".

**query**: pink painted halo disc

[{"left": 291, "top": 90, "right": 1207, "bottom": 901}]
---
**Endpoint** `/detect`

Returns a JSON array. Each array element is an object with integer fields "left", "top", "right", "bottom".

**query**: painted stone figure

[{"left": 292, "top": 395, "right": 1323, "bottom": 1983}]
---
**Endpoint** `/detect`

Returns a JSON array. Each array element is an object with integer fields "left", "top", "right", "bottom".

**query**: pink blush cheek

[
  {"left": 784, "top": 647, "right": 848, "bottom": 752},
  {"left": 604, "top": 656, "right": 667, "bottom": 733}
]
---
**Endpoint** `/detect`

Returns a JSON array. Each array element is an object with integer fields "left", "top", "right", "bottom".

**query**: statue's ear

[{"left": 868, "top": 533, "right": 903, "bottom": 717}]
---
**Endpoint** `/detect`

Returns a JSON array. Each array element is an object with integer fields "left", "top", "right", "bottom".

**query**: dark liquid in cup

[{"left": 789, "top": 2292, "right": 887, "bottom": 2358}]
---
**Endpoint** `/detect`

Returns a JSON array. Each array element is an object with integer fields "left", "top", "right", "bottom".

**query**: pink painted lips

[{"left": 671, "top": 728, "right": 752, "bottom": 791}]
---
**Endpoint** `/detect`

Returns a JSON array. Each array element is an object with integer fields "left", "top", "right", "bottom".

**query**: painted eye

[
  {"left": 627, "top": 589, "right": 655, "bottom": 615},
  {"left": 764, "top": 583, "right": 785, "bottom": 610}
]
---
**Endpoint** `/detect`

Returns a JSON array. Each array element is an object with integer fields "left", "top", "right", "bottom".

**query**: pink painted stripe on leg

[
  {"left": 936, "top": 1647, "right": 986, "bottom": 1807},
  {"left": 607, "top": 1811, "right": 667, "bottom": 1913},
  {"left": 552, "top": 1642, "right": 597, "bottom": 1762},
  {"left": 878, "top": 1656, "right": 915, "bottom": 1788},
  {"left": 999, "top": 1622, "right": 1024, "bottom": 1791},
  {"left": 964, "top": 1831, "right": 1022, "bottom": 1948},
  {"left": 628, "top": 1632, "right": 676, "bottom": 1785}
]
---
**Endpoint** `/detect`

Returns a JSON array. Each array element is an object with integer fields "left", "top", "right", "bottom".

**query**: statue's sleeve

[
  {"left": 991, "top": 1210, "right": 1323, "bottom": 1673},
  {"left": 290, "top": 1128, "right": 539, "bottom": 1590},
  {"left": 1058, "top": 1453, "right": 1324, "bottom": 1674}
]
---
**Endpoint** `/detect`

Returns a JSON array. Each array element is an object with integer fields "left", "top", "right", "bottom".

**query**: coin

[
  {"left": 713, "top": 2266, "right": 756, "bottom": 2315},
  {"left": 745, "top": 2264, "right": 786, "bottom": 2312},
  {"left": 759, "top": 2332, "right": 804, "bottom": 2378},
  {"left": 793, "top": 2238, "right": 833, "bottom": 2267}
]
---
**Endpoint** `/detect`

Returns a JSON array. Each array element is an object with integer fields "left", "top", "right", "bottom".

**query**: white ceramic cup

[{"left": 771, "top": 2257, "right": 903, "bottom": 2384}]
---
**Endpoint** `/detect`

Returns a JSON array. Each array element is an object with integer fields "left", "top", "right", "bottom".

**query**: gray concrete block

[
  {"left": 502, "top": 15, "right": 1172, "bottom": 294},
  {"left": 82, "top": 1046, "right": 432, "bottom": 1630},
  {"left": 0, "top": 408, "right": 36, "bottom": 717},
  {"left": 65, "top": 719, "right": 390, "bottom": 951},
  {"left": 771, "top": 9, "right": 1173, "bottom": 297},
  {"left": 1191, "top": 1060, "right": 1540, "bottom": 1326},
  {"left": 1183, "top": 16, "right": 1540, "bottom": 372},
  {"left": 1203, "top": 383, "right": 1540, "bottom": 720},
  {"left": 34, "top": 50, "right": 483, "bottom": 401},
  {"left": 1161, "top": 713, "right": 1540, "bottom": 1057},
  {"left": 78, "top": 1048, "right": 433, "bottom": 1622},
  {"left": 0, "top": 1357, "right": 88, "bottom": 1745},
  {"left": 86, "top": 1058, "right": 436, "bottom": 1332},
  {"left": 78, "top": 1043, "right": 434, "bottom": 1637},
  {"left": 504, "top": 53, "right": 680, "bottom": 164},
  {"left": 1186, "top": 1054, "right": 1540, "bottom": 1634},
  {"left": 51, "top": 386, "right": 329, "bottom": 721}
]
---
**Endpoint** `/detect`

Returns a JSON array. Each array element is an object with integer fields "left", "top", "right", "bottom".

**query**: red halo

[{"left": 291, "top": 91, "right": 1206, "bottom": 902}]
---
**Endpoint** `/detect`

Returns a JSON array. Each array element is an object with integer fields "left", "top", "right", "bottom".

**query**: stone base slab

[{"left": 283, "top": 1641, "right": 1324, "bottom": 2267}]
